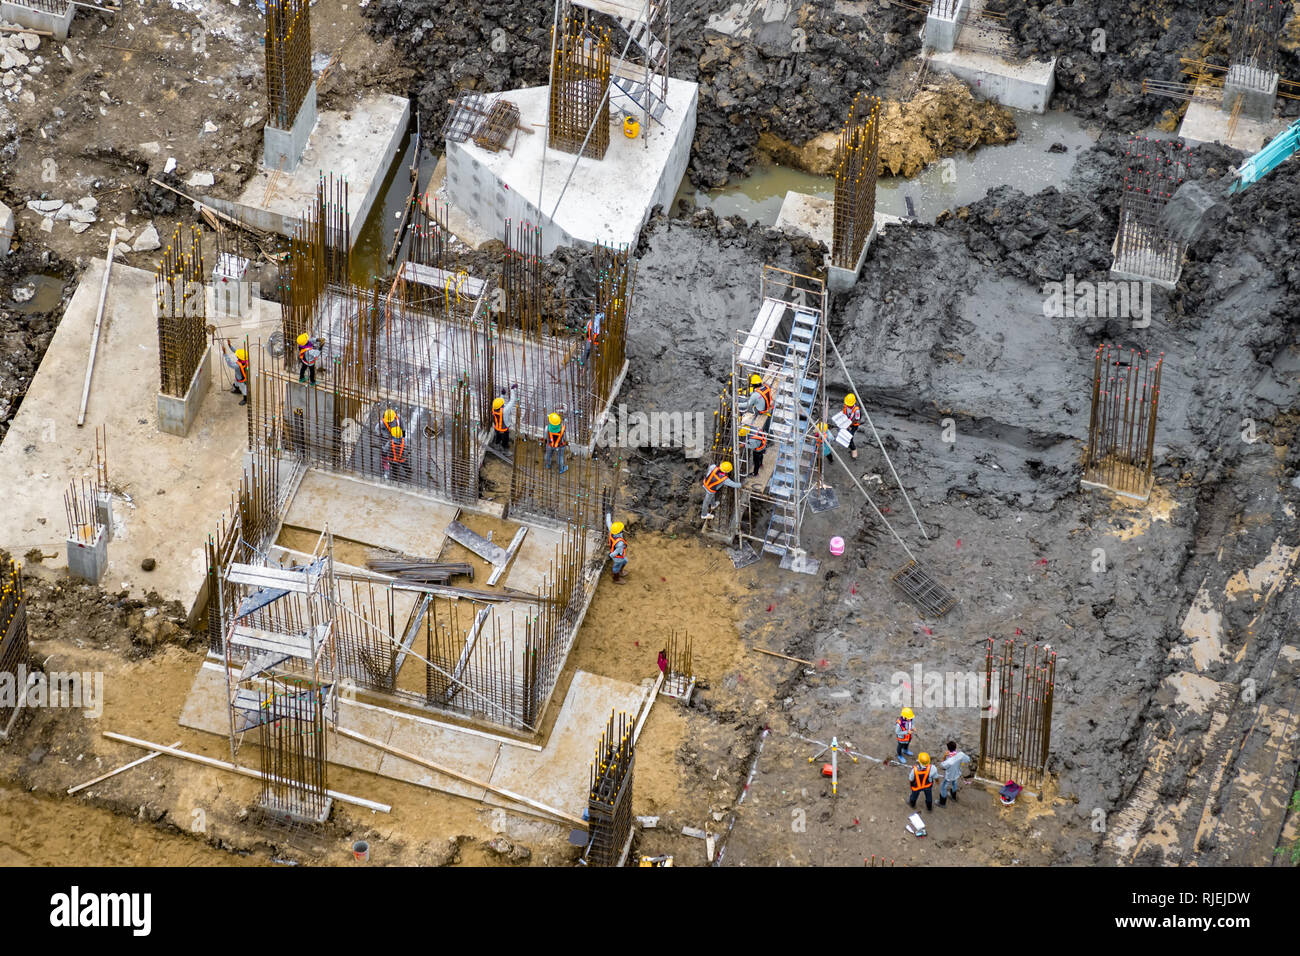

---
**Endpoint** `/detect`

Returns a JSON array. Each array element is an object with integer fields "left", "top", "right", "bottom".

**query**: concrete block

[
  {"left": 923, "top": 0, "right": 969, "bottom": 53},
  {"left": 66, "top": 527, "right": 107, "bottom": 584},
  {"left": 95, "top": 491, "right": 113, "bottom": 543},
  {"left": 1, "top": 0, "right": 73, "bottom": 40},
  {"left": 0, "top": 199, "right": 13, "bottom": 254},
  {"left": 926, "top": 48, "right": 1056, "bottom": 113},
  {"left": 263, "top": 82, "right": 318, "bottom": 172},
  {"left": 212, "top": 253, "right": 254, "bottom": 318},
  {"left": 156, "top": 344, "right": 212, "bottom": 437},
  {"left": 1221, "top": 65, "right": 1277, "bottom": 123}
]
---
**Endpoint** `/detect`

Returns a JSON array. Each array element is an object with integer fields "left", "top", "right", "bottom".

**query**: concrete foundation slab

[
  {"left": 445, "top": 80, "right": 698, "bottom": 254},
  {"left": 0, "top": 199, "right": 13, "bottom": 254},
  {"left": 501, "top": 524, "right": 564, "bottom": 595},
  {"left": 1, "top": 0, "right": 73, "bottom": 39},
  {"left": 157, "top": 344, "right": 212, "bottom": 437},
  {"left": 206, "top": 93, "right": 409, "bottom": 249},
  {"left": 0, "top": 261, "right": 281, "bottom": 616},
  {"left": 1179, "top": 93, "right": 1287, "bottom": 153},
  {"left": 263, "top": 83, "right": 318, "bottom": 172}
]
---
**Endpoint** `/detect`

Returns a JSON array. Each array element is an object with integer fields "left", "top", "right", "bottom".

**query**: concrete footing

[
  {"left": 205, "top": 93, "right": 409, "bottom": 249},
  {"left": 263, "top": 83, "right": 318, "bottom": 173},
  {"left": 157, "top": 344, "right": 212, "bottom": 437},
  {"left": 66, "top": 528, "right": 107, "bottom": 584},
  {"left": 444, "top": 79, "right": 698, "bottom": 254},
  {"left": 1179, "top": 93, "right": 1286, "bottom": 153},
  {"left": 774, "top": 191, "right": 902, "bottom": 292},
  {"left": 923, "top": 0, "right": 969, "bottom": 54},
  {"left": 926, "top": 47, "right": 1056, "bottom": 113},
  {"left": 1222, "top": 65, "right": 1278, "bottom": 123},
  {"left": 1, "top": 0, "right": 73, "bottom": 39}
]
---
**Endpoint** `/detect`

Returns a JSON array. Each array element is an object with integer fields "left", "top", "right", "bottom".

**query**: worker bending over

[
  {"left": 842, "top": 393, "right": 863, "bottom": 459},
  {"left": 606, "top": 513, "right": 628, "bottom": 582},
  {"left": 894, "top": 707, "right": 915, "bottom": 765},
  {"left": 740, "top": 426, "right": 767, "bottom": 473},
  {"left": 545, "top": 412, "right": 569, "bottom": 474},
  {"left": 223, "top": 341, "right": 249, "bottom": 406},
  {"left": 701, "top": 461, "right": 741, "bottom": 519},
  {"left": 376, "top": 408, "right": 403, "bottom": 441},
  {"left": 491, "top": 387, "right": 518, "bottom": 452},
  {"left": 908, "top": 752, "right": 934, "bottom": 811},
  {"left": 297, "top": 332, "right": 322, "bottom": 385},
  {"left": 383, "top": 425, "right": 412, "bottom": 482},
  {"left": 741, "top": 374, "right": 773, "bottom": 416}
]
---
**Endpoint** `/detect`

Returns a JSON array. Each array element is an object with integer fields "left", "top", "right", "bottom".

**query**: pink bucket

[{"left": 829, "top": 536, "right": 845, "bottom": 556}]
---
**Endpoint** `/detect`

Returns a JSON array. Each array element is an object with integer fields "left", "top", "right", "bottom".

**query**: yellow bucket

[{"left": 623, "top": 116, "right": 640, "bottom": 139}]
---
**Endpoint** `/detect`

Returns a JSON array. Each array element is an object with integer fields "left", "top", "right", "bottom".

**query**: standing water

[
  {"left": 677, "top": 110, "right": 1098, "bottom": 226},
  {"left": 348, "top": 127, "right": 443, "bottom": 288}
]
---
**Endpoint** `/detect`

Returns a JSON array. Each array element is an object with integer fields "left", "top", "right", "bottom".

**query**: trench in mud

[{"left": 678, "top": 110, "right": 1097, "bottom": 225}]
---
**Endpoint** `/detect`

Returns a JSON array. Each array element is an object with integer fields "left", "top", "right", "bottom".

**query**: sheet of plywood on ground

[
  {"left": 0, "top": 261, "right": 280, "bottom": 613},
  {"left": 483, "top": 670, "right": 650, "bottom": 819},
  {"left": 282, "top": 469, "right": 460, "bottom": 559},
  {"left": 376, "top": 716, "right": 501, "bottom": 802},
  {"left": 502, "top": 523, "right": 566, "bottom": 595}
]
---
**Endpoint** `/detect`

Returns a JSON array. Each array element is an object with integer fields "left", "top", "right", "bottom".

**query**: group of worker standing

[
  {"left": 700, "top": 376, "right": 866, "bottom": 519},
  {"left": 895, "top": 706, "right": 972, "bottom": 811}
]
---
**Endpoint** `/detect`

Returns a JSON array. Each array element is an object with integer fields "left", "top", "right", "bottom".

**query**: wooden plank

[
  {"left": 68, "top": 740, "right": 181, "bottom": 795},
  {"left": 397, "top": 262, "right": 487, "bottom": 298},
  {"left": 76, "top": 228, "right": 116, "bottom": 427},
  {"left": 737, "top": 298, "right": 784, "bottom": 367},
  {"left": 753, "top": 647, "right": 814, "bottom": 666},
  {"left": 227, "top": 562, "right": 317, "bottom": 592},
  {"left": 334, "top": 725, "right": 585, "bottom": 827},
  {"left": 101, "top": 732, "right": 392, "bottom": 813},
  {"left": 487, "top": 527, "right": 528, "bottom": 586},
  {"left": 229, "top": 624, "right": 314, "bottom": 658},
  {"left": 444, "top": 606, "right": 491, "bottom": 703},
  {"left": 632, "top": 671, "right": 663, "bottom": 746},
  {"left": 446, "top": 521, "right": 508, "bottom": 566}
]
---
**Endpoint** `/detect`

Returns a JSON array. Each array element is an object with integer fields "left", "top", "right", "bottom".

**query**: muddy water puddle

[{"left": 679, "top": 110, "right": 1097, "bottom": 226}]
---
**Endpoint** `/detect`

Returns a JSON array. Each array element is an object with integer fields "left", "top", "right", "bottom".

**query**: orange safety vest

[
  {"left": 586, "top": 320, "right": 599, "bottom": 343},
  {"left": 703, "top": 466, "right": 728, "bottom": 492},
  {"left": 492, "top": 406, "right": 507, "bottom": 433},
  {"left": 608, "top": 532, "right": 625, "bottom": 559},
  {"left": 380, "top": 411, "right": 403, "bottom": 434},
  {"left": 547, "top": 423, "right": 566, "bottom": 448},
  {"left": 750, "top": 431, "right": 767, "bottom": 451},
  {"left": 844, "top": 403, "right": 863, "bottom": 424},
  {"left": 896, "top": 719, "right": 912, "bottom": 743},
  {"left": 754, "top": 383, "right": 773, "bottom": 411},
  {"left": 299, "top": 341, "right": 316, "bottom": 365},
  {"left": 387, "top": 436, "right": 406, "bottom": 464},
  {"left": 235, "top": 357, "right": 248, "bottom": 384},
  {"left": 911, "top": 765, "right": 931, "bottom": 791}
]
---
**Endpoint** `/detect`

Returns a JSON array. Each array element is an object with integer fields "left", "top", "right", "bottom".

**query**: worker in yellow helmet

[
  {"left": 223, "top": 340, "right": 249, "bottom": 406},
  {"left": 383, "top": 424, "right": 411, "bottom": 482},
  {"left": 296, "top": 331, "right": 322, "bottom": 386},
  {"left": 490, "top": 386, "right": 518, "bottom": 454},
  {"left": 908, "top": 752, "right": 934, "bottom": 811},
  {"left": 605, "top": 513, "right": 628, "bottom": 582},
  {"left": 701, "top": 460, "right": 741, "bottom": 520},
  {"left": 895, "top": 707, "right": 915, "bottom": 765},
  {"left": 842, "top": 393, "right": 863, "bottom": 459},
  {"left": 545, "top": 412, "right": 568, "bottom": 474},
  {"left": 741, "top": 373, "right": 773, "bottom": 415},
  {"left": 377, "top": 407, "right": 404, "bottom": 441},
  {"left": 739, "top": 425, "right": 767, "bottom": 472}
]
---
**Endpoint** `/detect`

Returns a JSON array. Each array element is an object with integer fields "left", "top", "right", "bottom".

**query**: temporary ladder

[{"left": 570, "top": 0, "right": 672, "bottom": 130}]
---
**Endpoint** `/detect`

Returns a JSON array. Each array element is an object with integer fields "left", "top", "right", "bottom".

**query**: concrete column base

[
  {"left": 1, "top": 0, "right": 73, "bottom": 40},
  {"left": 263, "top": 82, "right": 318, "bottom": 173},
  {"left": 157, "top": 344, "right": 212, "bottom": 437},
  {"left": 923, "top": 0, "right": 968, "bottom": 53},
  {"left": 95, "top": 491, "right": 114, "bottom": 543},
  {"left": 66, "top": 527, "right": 108, "bottom": 584},
  {"left": 1221, "top": 65, "right": 1278, "bottom": 123}
]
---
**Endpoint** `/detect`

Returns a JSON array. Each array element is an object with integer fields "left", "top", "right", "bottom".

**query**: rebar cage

[
  {"left": 549, "top": 14, "right": 612, "bottom": 159},
  {"left": 831, "top": 93, "right": 882, "bottom": 270},
  {"left": 1082, "top": 344, "right": 1163, "bottom": 501},
  {"left": 1112, "top": 135, "right": 1190, "bottom": 286},
  {"left": 977, "top": 639, "right": 1056, "bottom": 793},
  {"left": 265, "top": 0, "right": 313, "bottom": 131},
  {"left": 0, "top": 560, "right": 30, "bottom": 739}
]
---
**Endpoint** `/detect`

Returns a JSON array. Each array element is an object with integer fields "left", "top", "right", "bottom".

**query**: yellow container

[{"left": 623, "top": 116, "right": 640, "bottom": 139}]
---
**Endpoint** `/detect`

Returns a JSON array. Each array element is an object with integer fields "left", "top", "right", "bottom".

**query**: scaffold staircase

[
  {"left": 571, "top": 0, "right": 671, "bottom": 127},
  {"left": 763, "top": 307, "right": 821, "bottom": 555}
]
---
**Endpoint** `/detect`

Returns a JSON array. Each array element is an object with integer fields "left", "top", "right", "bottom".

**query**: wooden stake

[
  {"left": 101, "top": 732, "right": 391, "bottom": 813},
  {"left": 68, "top": 740, "right": 181, "bottom": 795},
  {"left": 77, "top": 227, "right": 116, "bottom": 427},
  {"left": 753, "top": 647, "right": 814, "bottom": 666}
]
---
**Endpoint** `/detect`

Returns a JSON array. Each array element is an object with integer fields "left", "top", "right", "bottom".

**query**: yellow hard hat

[
  {"left": 900, "top": 707, "right": 914, "bottom": 719},
  {"left": 610, "top": 521, "right": 624, "bottom": 534},
  {"left": 738, "top": 426, "right": 749, "bottom": 437},
  {"left": 235, "top": 348, "right": 248, "bottom": 360},
  {"left": 390, "top": 426, "right": 403, "bottom": 438},
  {"left": 296, "top": 332, "right": 309, "bottom": 346},
  {"left": 749, "top": 374, "right": 762, "bottom": 386},
  {"left": 818, "top": 422, "right": 828, "bottom": 432},
  {"left": 719, "top": 461, "right": 733, "bottom": 473},
  {"left": 548, "top": 412, "right": 562, "bottom": 426},
  {"left": 845, "top": 394, "right": 857, "bottom": 407},
  {"left": 492, "top": 397, "right": 505, "bottom": 409},
  {"left": 918, "top": 752, "right": 930, "bottom": 765},
  {"left": 382, "top": 409, "right": 398, "bottom": 424}
]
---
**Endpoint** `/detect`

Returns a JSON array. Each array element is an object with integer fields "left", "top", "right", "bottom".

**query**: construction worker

[
  {"left": 383, "top": 425, "right": 411, "bottom": 482},
  {"left": 606, "top": 513, "right": 628, "bottom": 582},
  {"left": 297, "top": 331, "right": 322, "bottom": 385},
  {"left": 544, "top": 412, "right": 568, "bottom": 474},
  {"left": 908, "top": 752, "right": 934, "bottom": 811},
  {"left": 895, "top": 707, "right": 915, "bottom": 765},
  {"left": 223, "top": 341, "right": 249, "bottom": 406},
  {"left": 814, "top": 421, "right": 833, "bottom": 459},
  {"left": 491, "top": 387, "right": 518, "bottom": 452},
  {"left": 740, "top": 425, "right": 767, "bottom": 473},
  {"left": 842, "top": 393, "right": 863, "bottom": 459},
  {"left": 939, "top": 740, "right": 972, "bottom": 806},
  {"left": 376, "top": 407, "right": 403, "bottom": 441},
  {"left": 741, "top": 373, "right": 773, "bottom": 416},
  {"left": 701, "top": 461, "right": 741, "bottom": 519},
  {"left": 579, "top": 311, "right": 604, "bottom": 367}
]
